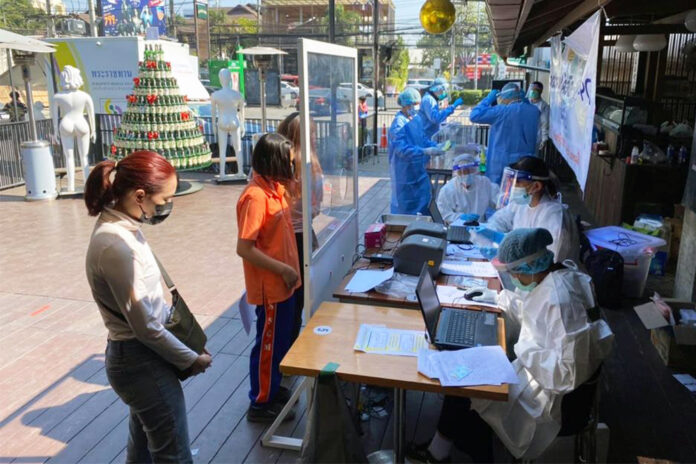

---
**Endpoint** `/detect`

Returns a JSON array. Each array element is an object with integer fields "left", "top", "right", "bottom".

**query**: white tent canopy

[{"left": 0, "top": 28, "right": 55, "bottom": 53}]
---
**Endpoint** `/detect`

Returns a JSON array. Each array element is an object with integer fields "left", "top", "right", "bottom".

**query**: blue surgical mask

[
  {"left": 528, "top": 90, "right": 541, "bottom": 100},
  {"left": 510, "top": 186, "right": 531, "bottom": 205},
  {"left": 511, "top": 276, "right": 538, "bottom": 292},
  {"left": 438, "top": 91, "right": 448, "bottom": 101}
]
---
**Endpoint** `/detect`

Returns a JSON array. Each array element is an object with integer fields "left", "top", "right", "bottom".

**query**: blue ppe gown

[
  {"left": 388, "top": 112, "right": 436, "bottom": 215},
  {"left": 470, "top": 94, "right": 540, "bottom": 183},
  {"left": 419, "top": 91, "right": 456, "bottom": 140}
]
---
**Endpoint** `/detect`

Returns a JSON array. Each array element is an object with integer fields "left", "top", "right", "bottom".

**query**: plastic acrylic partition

[{"left": 299, "top": 38, "right": 359, "bottom": 318}]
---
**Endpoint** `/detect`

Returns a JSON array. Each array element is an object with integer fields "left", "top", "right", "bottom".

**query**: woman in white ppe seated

[
  {"left": 486, "top": 156, "right": 579, "bottom": 263},
  {"left": 436, "top": 153, "right": 499, "bottom": 224},
  {"left": 406, "top": 228, "right": 613, "bottom": 463}
]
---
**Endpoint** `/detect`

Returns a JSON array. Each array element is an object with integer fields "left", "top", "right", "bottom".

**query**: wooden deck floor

[{"left": 1, "top": 154, "right": 694, "bottom": 463}]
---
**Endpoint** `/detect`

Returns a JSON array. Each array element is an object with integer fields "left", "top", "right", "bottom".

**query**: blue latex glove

[
  {"left": 460, "top": 213, "right": 480, "bottom": 223},
  {"left": 477, "top": 227, "right": 506, "bottom": 245},
  {"left": 479, "top": 246, "right": 499, "bottom": 261},
  {"left": 484, "top": 89, "right": 499, "bottom": 103},
  {"left": 452, "top": 97, "right": 464, "bottom": 108}
]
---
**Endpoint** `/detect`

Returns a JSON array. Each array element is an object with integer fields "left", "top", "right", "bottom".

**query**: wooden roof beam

[{"left": 532, "top": 0, "right": 613, "bottom": 47}]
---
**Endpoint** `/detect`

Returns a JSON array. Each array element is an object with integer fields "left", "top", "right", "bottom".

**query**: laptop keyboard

[
  {"left": 447, "top": 226, "right": 470, "bottom": 243},
  {"left": 444, "top": 310, "right": 478, "bottom": 346}
]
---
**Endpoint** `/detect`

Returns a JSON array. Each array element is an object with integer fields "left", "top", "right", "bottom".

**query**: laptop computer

[
  {"left": 429, "top": 200, "right": 472, "bottom": 244},
  {"left": 415, "top": 264, "right": 499, "bottom": 350}
]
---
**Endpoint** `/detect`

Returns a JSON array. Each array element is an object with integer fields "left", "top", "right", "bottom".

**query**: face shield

[
  {"left": 496, "top": 167, "right": 550, "bottom": 209},
  {"left": 491, "top": 248, "right": 554, "bottom": 275},
  {"left": 452, "top": 157, "right": 480, "bottom": 190}
]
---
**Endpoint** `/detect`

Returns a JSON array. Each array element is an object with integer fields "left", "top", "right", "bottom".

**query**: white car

[
  {"left": 281, "top": 81, "right": 299, "bottom": 99},
  {"left": 406, "top": 78, "right": 433, "bottom": 91},
  {"left": 338, "top": 82, "right": 383, "bottom": 102}
]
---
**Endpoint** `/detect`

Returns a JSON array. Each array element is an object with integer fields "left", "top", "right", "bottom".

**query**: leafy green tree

[
  {"left": 386, "top": 36, "right": 410, "bottom": 92},
  {"left": 319, "top": 4, "right": 361, "bottom": 46},
  {"left": 0, "top": 0, "right": 44, "bottom": 34}
]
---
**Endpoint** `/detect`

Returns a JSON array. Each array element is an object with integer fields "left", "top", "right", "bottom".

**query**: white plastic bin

[
  {"left": 621, "top": 252, "right": 653, "bottom": 298},
  {"left": 584, "top": 226, "right": 666, "bottom": 255}
]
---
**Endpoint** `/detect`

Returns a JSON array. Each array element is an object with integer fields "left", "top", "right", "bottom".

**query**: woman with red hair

[{"left": 84, "top": 151, "right": 212, "bottom": 463}]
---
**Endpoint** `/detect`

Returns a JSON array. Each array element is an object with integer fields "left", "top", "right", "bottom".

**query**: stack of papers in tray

[
  {"left": 440, "top": 259, "right": 498, "bottom": 278},
  {"left": 354, "top": 324, "right": 430, "bottom": 357},
  {"left": 418, "top": 346, "right": 518, "bottom": 387}
]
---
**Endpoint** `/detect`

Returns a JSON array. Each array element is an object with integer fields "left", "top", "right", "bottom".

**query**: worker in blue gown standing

[
  {"left": 419, "top": 77, "right": 464, "bottom": 139},
  {"left": 389, "top": 87, "right": 444, "bottom": 215},
  {"left": 470, "top": 82, "right": 540, "bottom": 183}
]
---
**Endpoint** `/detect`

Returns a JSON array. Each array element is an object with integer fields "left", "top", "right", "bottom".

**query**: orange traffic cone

[{"left": 380, "top": 123, "right": 388, "bottom": 149}]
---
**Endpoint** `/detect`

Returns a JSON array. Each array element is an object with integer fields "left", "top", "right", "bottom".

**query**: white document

[
  {"left": 238, "top": 291, "right": 255, "bottom": 335},
  {"left": 354, "top": 323, "right": 430, "bottom": 357},
  {"left": 446, "top": 244, "right": 484, "bottom": 260},
  {"left": 674, "top": 374, "right": 696, "bottom": 393},
  {"left": 440, "top": 260, "right": 498, "bottom": 278},
  {"left": 418, "top": 345, "right": 518, "bottom": 387},
  {"left": 345, "top": 267, "right": 395, "bottom": 293}
]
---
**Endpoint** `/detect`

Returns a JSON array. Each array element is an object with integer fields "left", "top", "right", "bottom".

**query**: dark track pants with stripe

[{"left": 249, "top": 295, "right": 296, "bottom": 406}]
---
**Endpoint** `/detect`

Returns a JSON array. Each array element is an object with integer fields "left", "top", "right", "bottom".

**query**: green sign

[{"left": 196, "top": 1, "right": 208, "bottom": 20}]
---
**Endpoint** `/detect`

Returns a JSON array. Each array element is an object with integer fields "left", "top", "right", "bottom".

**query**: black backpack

[{"left": 584, "top": 249, "right": 624, "bottom": 309}]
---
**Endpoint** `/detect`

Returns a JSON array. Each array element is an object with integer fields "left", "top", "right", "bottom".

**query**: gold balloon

[{"left": 420, "top": 0, "right": 456, "bottom": 35}]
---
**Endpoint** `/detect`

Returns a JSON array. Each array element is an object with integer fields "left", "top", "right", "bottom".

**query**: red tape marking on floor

[{"left": 30, "top": 304, "right": 51, "bottom": 316}]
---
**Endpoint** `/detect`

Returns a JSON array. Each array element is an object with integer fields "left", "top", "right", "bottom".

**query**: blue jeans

[
  {"left": 106, "top": 339, "right": 193, "bottom": 464},
  {"left": 249, "top": 295, "right": 296, "bottom": 406}
]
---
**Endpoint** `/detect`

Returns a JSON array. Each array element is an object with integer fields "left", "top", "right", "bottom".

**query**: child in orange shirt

[{"left": 236, "top": 133, "right": 301, "bottom": 422}]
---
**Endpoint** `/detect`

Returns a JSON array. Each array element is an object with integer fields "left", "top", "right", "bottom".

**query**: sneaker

[
  {"left": 246, "top": 401, "right": 296, "bottom": 423},
  {"left": 275, "top": 386, "right": 292, "bottom": 404},
  {"left": 405, "top": 441, "right": 451, "bottom": 464}
]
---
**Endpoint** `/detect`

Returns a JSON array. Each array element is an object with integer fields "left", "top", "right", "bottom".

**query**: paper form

[
  {"left": 417, "top": 346, "right": 518, "bottom": 387},
  {"left": 345, "top": 267, "right": 395, "bottom": 293},
  {"left": 440, "top": 260, "right": 498, "bottom": 278},
  {"left": 354, "top": 324, "right": 430, "bottom": 357}
]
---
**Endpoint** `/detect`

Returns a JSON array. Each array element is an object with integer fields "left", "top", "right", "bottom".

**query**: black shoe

[
  {"left": 275, "top": 386, "right": 292, "bottom": 404},
  {"left": 405, "top": 441, "right": 451, "bottom": 464},
  {"left": 246, "top": 401, "right": 296, "bottom": 423}
]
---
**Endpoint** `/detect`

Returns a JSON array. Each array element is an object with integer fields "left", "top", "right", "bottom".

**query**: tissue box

[{"left": 364, "top": 223, "right": 386, "bottom": 249}]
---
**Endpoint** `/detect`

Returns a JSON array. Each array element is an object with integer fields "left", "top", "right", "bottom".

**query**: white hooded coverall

[{"left": 436, "top": 175, "right": 499, "bottom": 223}]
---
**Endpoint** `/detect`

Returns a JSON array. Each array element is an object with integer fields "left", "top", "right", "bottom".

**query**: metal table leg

[{"left": 394, "top": 387, "right": 405, "bottom": 463}]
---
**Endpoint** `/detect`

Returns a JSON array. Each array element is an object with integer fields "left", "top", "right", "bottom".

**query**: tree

[
  {"left": 0, "top": 0, "right": 44, "bottom": 34},
  {"left": 319, "top": 4, "right": 361, "bottom": 46},
  {"left": 416, "top": 2, "right": 492, "bottom": 76},
  {"left": 386, "top": 36, "right": 410, "bottom": 92}
]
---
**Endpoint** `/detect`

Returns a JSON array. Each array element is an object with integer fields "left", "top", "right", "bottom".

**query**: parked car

[
  {"left": 281, "top": 81, "right": 299, "bottom": 100},
  {"left": 406, "top": 78, "right": 433, "bottom": 91},
  {"left": 338, "top": 82, "right": 383, "bottom": 103}
]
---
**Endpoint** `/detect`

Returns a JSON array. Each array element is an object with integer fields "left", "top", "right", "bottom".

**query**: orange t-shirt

[{"left": 237, "top": 175, "right": 301, "bottom": 305}]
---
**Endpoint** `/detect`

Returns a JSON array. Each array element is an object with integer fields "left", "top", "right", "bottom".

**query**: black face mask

[{"left": 139, "top": 201, "right": 173, "bottom": 225}]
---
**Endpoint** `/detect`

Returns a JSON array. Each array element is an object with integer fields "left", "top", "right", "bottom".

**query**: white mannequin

[
  {"left": 210, "top": 68, "right": 245, "bottom": 179},
  {"left": 51, "top": 65, "right": 95, "bottom": 193}
]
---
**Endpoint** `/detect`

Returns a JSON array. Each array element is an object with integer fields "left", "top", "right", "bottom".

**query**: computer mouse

[{"left": 465, "top": 290, "right": 483, "bottom": 300}]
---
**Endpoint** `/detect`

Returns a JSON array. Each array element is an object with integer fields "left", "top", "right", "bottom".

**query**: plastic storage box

[{"left": 585, "top": 226, "right": 666, "bottom": 298}]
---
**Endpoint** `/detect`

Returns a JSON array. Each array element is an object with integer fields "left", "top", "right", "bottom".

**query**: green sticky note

[{"left": 320, "top": 362, "right": 339, "bottom": 377}]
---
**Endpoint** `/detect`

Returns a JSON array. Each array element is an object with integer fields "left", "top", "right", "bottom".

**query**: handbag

[
  {"left": 105, "top": 253, "right": 207, "bottom": 380},
  {"left": 153, "top": 254, "right": 208, "bottom": 380}
]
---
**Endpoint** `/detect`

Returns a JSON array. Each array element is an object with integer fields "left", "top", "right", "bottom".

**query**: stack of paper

[
  {"left": 440, "top": 260, "right": 498, "bottom": 278},
  {"left": 345, "top": 267, "right": 395, "bottom": 293},
  {"left": 446, "top": 244, "right": 485, "bottom": 260},
  {"left": 354, "top": 324, "right": 430, "bottom": 357},
  {"left": 418, "top": 346, "right": 518, "bottom": 387}
]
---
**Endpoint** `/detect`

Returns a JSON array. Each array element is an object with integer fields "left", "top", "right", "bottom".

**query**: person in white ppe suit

[
  {"left": 406, "top": 228, "right": 613, "bottom": 463},
  {"left": 528, "top": 81, "right": 550, "bottom": 155},
  {"left": 486, "top": 156, "right": 580, "bottom": 263},
  {"left": 436, "top": 154, "right": 499, "bottom": 224}
]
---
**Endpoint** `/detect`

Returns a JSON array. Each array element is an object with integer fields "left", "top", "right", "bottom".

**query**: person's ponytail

[{"left": 84, "top": 160, "right": 116, "bottom": 216}]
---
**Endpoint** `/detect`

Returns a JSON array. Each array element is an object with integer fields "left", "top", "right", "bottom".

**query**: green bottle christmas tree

[{"left": 110, "top": 44, "right": 212, "bottom": 170}]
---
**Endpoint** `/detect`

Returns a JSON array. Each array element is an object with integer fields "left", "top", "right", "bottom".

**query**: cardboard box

[{"left": 634, "top": 300, "right": 696, "bottom": 373}]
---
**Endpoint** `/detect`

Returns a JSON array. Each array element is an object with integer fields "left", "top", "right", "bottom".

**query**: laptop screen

[
  {"left": 415, "top": 264, "right": 441, "bottom": 343},
  {"left": 429, "top": 199, "right": 445, "bottom": 225}
]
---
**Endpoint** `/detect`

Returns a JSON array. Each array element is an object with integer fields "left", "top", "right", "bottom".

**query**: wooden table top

[{"left": 280, "top": 302, "right": 509, "bottom": 401}]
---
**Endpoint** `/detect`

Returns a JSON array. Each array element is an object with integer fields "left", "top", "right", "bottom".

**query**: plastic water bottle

[
  {"left": 666, "top": 144, "right": 675, "bottom": 165},
  {"left": 678, "top": 145, "right": 688, "bottom": 165},
  {"left": 630, "top": 146, "right": 640, "bottom": 165}
]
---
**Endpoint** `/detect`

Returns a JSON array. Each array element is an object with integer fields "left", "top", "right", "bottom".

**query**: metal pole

[
  {"left": 328, "top": 0, "right": 335, "bottom": 43},
  {"left": 260, "top": 68, "right": 267, "bottom": 133},
  {"left": 450, "top": 26, "right": 455, "bottom": 85},
  {"left": 6, "top": 50, "right": 19, "bottom": 121},
  {"left": 88, "top": 0, "right": 97, "bottom": 37},
  {"left": 372, "top": 0, "right": 379, "bottom": 147},
  {"left": 22, "top": 64, "right": 38, "bottom": 142},
  {"left": 206, "top": 4, "right": 211, "bottom": 60},
  {"left": 256, "top": 0, "right": 260, "bottom": 44},
  {"left": 474, "top": 1, "right": 480, "bottom": 90}
]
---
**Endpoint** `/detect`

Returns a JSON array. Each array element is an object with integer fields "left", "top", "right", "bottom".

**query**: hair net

[
  {"left": 397, "top": 87, "right": 422, "bottom": 107},
  {"left": 498, "top": 82, "right": 521, "bottom": 102},
  {"left": 495, "top": 228, "right": 554, "bottom": 274}
]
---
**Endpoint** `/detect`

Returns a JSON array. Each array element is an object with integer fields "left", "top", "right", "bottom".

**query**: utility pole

[
  {"left": 372, "top": 0, "right": 379, "bottom": 147},
  {"left": 474, "top": 0, "right": 480, "bottom": 90},
  {"left": 194, "top": 0, "right": 199, "bottom": 57},
  {"left": 88, "top": 0, "right": 97, "bottom": 37},
  {"left": 45, "top": 0, "right": 54, "bottom": 37},
  {"left": 450, "top": 25, "right": 455, "bottom": 85},
  {"left": 328, "top": 0, "right": 335, "bottom": 43},
  {"left": 170, "top": 0, "right": 176, "bottom": 38}
]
